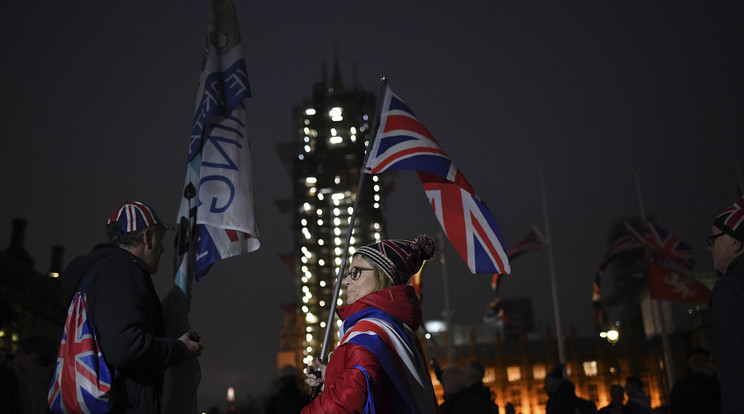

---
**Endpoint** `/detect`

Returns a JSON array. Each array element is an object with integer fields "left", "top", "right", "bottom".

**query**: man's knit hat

[
  {"left": 356, "top": 234, "right": 436, "bottom": 286},
  {"left": 713, "top": 196, "right": 744, "bottom": 243}
]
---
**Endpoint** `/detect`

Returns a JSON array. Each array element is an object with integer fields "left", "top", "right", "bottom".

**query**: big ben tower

[{"left": 277, "top": 55, "right": 387, "bottom": 369}]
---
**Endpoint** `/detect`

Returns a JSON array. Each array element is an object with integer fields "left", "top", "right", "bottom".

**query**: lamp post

[{"left": 600, "top": 323, "right": 621, "bottom": 380}]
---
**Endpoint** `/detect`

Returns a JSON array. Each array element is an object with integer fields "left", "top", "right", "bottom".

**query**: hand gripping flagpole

[{"left": 311, "top": 77, "right": 389, "bottom": 398}]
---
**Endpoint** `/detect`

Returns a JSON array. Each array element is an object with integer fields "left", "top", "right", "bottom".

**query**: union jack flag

[
  {"left": 596, "top": 234, "right": 644, "bottom": 272},
  {"left": 341, "top": 307, "right": 437, "bottom": 413},
  {"left": 366, "top": 86, "right": 509, "bottom": 274},
  {"left": 506, "top": 231, "right": 546, "bottom": 261},
  {"left": 643, "top": 222, "right": 695, "bottom": 271},
  {"left": 48, "top": 287, "right": 114, "bottom": 413}
]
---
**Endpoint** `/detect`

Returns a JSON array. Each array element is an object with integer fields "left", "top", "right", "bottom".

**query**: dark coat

[
  {"left": 61, "top": 245, "right": 185, "bottom": 414},
  {"left": 712, "top": 254, "right": 744, "bottom": 414}
]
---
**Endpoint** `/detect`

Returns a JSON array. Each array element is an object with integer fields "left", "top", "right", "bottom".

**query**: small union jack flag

[
  {"left": 596, "top": 234, "right": 644, "bottom": 272},
  {"left": 643, "top": 222, "right": 695, "bottom": 271},
  {"left": 49, "top": 284, "right": 114, "bottom": 413},
  {"left": 365, "top": 86, "right": 509, "bottom": 274}
]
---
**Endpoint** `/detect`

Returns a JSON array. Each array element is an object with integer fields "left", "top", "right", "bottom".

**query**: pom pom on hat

[
  {"left": 713, "top": 196, "right": 744, "bottom": 243},
  {"left": 357, "top": 234, "right": 436, "bottom": 285}
]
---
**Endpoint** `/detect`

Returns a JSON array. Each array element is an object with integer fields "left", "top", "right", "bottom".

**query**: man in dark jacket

[
  {"left": 709, "top": 196, "right": 744, "bottom": 414},
  {"left": 59, "top": 201, "right": 203, "bottom": 413},
  {"left": 670, "top": 347, "right": 720, "bottom": 414}
]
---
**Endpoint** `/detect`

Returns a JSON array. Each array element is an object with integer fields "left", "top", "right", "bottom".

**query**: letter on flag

[{"left": 365, "top": 86, "right": 509, "bottom": 274}]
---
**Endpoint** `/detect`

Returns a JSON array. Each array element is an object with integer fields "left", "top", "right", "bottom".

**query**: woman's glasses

[{"left": 346, "top": 267, "right": 374, "bottom": 280}]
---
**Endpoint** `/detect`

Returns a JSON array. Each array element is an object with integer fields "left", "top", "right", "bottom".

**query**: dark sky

[{"left": 2, "top": 1, "right": 743, "bottom": 409}]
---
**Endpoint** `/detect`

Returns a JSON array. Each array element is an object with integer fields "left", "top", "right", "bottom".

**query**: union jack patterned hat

[
  {"left": 714, "top": 196, "right": 744, "bottom": 242},
  {"left": 356, "top": 234, "right": 436, "bottom": 286},
  {"left": 106, "top": 201, "right": 172, "bottom": 238}
]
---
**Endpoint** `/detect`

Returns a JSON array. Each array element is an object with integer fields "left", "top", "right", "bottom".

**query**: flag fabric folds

[
  {"left": 165, "top": 2, "right": 259, "bottom": 413},
  {"left": 592, "top": 233, "right": 644, "bottom": 328},
  {"left": 175, "top": 0, "right": 260, "bottom": 283},
  {"left": 647, "top": 261, "right": 711, "bottom": 303},
  {"left": 596, "top": 234, "right": 644, "bottom": 272},
  {"left": 643, "top": 222, "right": 694, "bottom": 272},
  {"left": 486, "top": 232, "right": 545, "bottom": 325},
  {"left": 365, "top": 86, "right": 509, "bottom": 274}
]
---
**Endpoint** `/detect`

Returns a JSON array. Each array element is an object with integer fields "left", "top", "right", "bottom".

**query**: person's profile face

[
  {"left": 708, "top": 226, "right": 736, "bottom": 273},
  {"left": 142, "top": 226, "right": 166, "bottom": 274},
  {"left": 344, "top": 255, "right": 377, "bottom": 304}
]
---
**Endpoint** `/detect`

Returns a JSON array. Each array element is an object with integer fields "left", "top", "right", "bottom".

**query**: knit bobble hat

[
  {"left": 357, "top": 234, "right": 436, "bottom": 286},
  {"left": 713, "top": 196, "right": 744, "bottom": 243}
]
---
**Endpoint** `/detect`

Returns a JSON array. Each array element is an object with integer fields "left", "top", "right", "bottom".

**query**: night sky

[{"left": 2, "top": 1, "right": 743, "bottom": 409}]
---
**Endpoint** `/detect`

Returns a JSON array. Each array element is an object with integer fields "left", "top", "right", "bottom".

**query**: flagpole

[
  {"left": 313, "top": 77, "right": 389, "bottom": 396},
  {"left": 438, "top": 230, "right": 454, "bottom": 365},
  {"left": 633, "top": 168, "right": 675, "bottom": 387},
  {"left": 539, "top": 171, "right": 565, "bottom": 366}
]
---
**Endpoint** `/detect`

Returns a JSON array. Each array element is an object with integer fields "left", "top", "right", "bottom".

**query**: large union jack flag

[
  {"left": 365, "top": 86, "right": 509, "bottom": 274},
  {"left": 49, "top": 286, "right": 113, "bottom": 413},
  {"left": 643, "top": 222, "right": 695, "bottom": 271}
]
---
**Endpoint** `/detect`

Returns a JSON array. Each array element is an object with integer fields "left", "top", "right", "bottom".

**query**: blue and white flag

[
  {"left": 176, "top": 0, "right": 260, "bottom": 284},
  {"left": 165, "top": 2, "right": 259, "bottom": 413}
]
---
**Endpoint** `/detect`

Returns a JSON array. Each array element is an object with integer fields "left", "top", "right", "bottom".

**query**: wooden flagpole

[
  {"left": 633, "top": 168, "right": 675, "bottom": 387},
  {"left": 539, "top": 171, "right": 566, "bottom": 366},
  {"left": 312, "top": 77, "right": 389, "bottom": 397}
]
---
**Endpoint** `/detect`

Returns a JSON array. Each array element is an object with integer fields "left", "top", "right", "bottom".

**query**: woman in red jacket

[{"left": 302, "top": 235, "right": 438, "bottom": 414}]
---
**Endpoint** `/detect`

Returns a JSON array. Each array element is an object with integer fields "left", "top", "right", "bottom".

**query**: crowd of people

[{"left": 1, "top": 194, "right": 742, "bottom": 413}]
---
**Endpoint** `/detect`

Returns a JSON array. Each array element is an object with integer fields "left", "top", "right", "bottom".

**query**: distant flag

[
  {"left": 647, "top": 261, "right": 711, "bottom": 303},
  {"left": 365, "top": 86, "right": 510, "bottom": 274},
  {"left": 165, "top": 1, "right": 258, "bottom": 412},
  {"left": 596, "top": 234, "right": 644, "bottom": 273},
  {"left": 643, "top": 222, "right": 694, "bottom": 272},
  {"left": 506, "top": 231, "right": 546, "bottom": 261},
  {"left": 486, "top": 232, "right": 545, "bottom": 324}
]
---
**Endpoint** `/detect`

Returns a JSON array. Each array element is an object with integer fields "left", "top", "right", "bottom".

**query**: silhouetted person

[
  {"left": 439, "top": 366, "right": 493, "bottom": 414},
  {"left": 545, "top": 364, "right": 598, "bottom": 414},
  {"left": 505, "top": 402, "right": 516, "bottom": 414},
  {"left": 0, "top": 347, "right": 21, "bottom": 413},
  {"left": 599, "top": 384, "right": 629, "bottom": 414},
  {"left": 15, "top": 336, "right": 56, "bottom": 414},
  {"left": 708, "top": 196, "right": 744, "bottom": 414},
  {"left": 464, "top": 360, "right": 498, "bottom": 413},
  {"left": 670, "top": 347, "right": 721, "bottom": 414},
  {"left": 266, "top": 365, "right": 310, "bottom": 414},
  {"left": 624, "top": 377, "right": 653, "bottom": 414}
]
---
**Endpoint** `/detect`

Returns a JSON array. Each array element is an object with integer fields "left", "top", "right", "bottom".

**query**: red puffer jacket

[{"left": 302, "top": 285, "right": 436, "bottom": 414}]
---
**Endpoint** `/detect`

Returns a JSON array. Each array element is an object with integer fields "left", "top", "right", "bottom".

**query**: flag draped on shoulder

[
  {"left": 176, "top": 0, "right": 260, "bottom": 282},
  {"left": 365, "top": 86, "right": 509, "bottom": 274}
]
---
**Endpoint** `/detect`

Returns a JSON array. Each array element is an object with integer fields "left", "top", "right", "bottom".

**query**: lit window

[
  {"left": 483, "top": 368, "right": 496, "bottom": 383},
  {"left": 506, "top": 366, "right": 521, "bottom": 382},
  {"left": 329, "top": 107, "right": 343, "bottom": 121},
  {"left": 305, "top": 108, "right": 316, "bottom": 116},
  {"left": 583, "top": 361, "right": 598, "bottom": 377},
  {"left": 329, "top": 136, "right": 343, "bottom": 144},
  {"left": 533, "top": 364, "right": 546, "bottom": 380}
]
